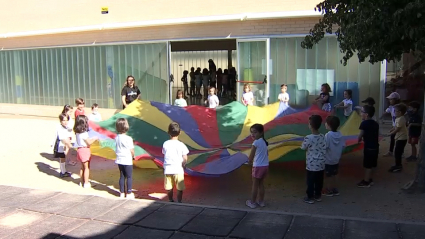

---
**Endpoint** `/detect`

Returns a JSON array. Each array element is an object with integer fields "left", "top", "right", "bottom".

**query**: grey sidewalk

[{"left": 0, "top": 185, "right": 424, "bottom": 239}]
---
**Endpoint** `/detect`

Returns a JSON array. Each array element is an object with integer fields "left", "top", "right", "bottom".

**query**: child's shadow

[{"left": 38, "top": 153, "right": 120, "bottom": 197}]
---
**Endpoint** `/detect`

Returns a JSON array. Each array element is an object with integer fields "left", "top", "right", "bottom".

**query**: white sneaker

[
  {"left": 383, "top": 152, "right": 393, "bottom": 157},
  {"left": 83, "top": 183, "right": 91, "bottom": 188},
  {"left": 119, "top": 193, "right": 126, "bottom": 198},
  {"left": 257, "top": 201, "right": 266, "bottom": 207},
  {"left": 126, "top": 193, "right": 135, "bottom": 199},
  {"left": 245, "top": 200, "right": 257, "bottom": 209}
]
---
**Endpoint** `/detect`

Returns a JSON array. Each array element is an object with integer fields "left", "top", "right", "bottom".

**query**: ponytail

[{"left": 262, "top": 135, "right": 269, "bottom": 146}]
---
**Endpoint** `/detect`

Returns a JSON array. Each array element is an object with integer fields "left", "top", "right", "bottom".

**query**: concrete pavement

[{"left": 0, "top": 185, "right": 424, "bottom": 239}]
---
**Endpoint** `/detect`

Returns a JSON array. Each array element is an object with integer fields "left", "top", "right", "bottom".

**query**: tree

[{"left": 302, "top": 0, "right": 425, "bottom": 193}]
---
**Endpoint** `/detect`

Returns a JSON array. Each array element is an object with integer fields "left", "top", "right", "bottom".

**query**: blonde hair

[
  {"left": 243, "top": 83, "right": 251, "bottom": 91},
  {"left": 116, "top": 118, "right": 129, "bottom": 134}
]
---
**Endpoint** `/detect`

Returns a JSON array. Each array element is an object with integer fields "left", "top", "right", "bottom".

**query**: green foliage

[{"left": 302, "top": 0, "right": 425, "bottom": 65}]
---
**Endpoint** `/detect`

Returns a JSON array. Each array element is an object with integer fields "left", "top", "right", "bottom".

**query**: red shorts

[
  {"left": 77, "top": 147, "right": 91, "bottom": 163},
  {"left": 252, "top": 166, "right": 268, "bottom": 179},
  {"left": 409, "top": 137, "right": 419, "bottom": 145}
]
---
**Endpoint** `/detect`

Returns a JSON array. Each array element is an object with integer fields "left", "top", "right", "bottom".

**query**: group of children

[
  {"left": 52, "top": 84, "right": 422, "bottom": 206},
  {"left": 181, "top": 67, "right": 237, "bottom": 100}
]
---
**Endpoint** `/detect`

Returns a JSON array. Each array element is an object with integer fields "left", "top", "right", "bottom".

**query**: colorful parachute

[{"left": 88, "top": 100, "right": 363, "bottom": 176}]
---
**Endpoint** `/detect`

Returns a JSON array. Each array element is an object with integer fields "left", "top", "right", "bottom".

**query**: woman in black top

[{"left": 121, "top": 75, "right": 141, "bottom": 109}]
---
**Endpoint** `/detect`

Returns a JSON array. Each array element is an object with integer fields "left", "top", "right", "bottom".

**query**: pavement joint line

[
  {"left": 111, "top": 225, "right": 131, "bottom": 239},
  {"left": 225, "top": 210, "right": 248, "bottom": 238},
  {"left": 341, "top": 219, "right": 346, "bottom": 239},
  {"left": 281, "top": 215, "right": 295, "bottom": 239},
  {"left": 3, "top": 185, "right": 425, "bottom": 226},
  {"left": 177, "top": 207, "right": 205, "bottom": 231},
  {"left": 395, "top": 223, "right": 403, "bottom": 239}
]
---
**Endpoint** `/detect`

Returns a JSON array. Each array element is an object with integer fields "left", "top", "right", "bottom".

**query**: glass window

[{"left": 0, "top": 42, "right": 168, "bottom": 108}]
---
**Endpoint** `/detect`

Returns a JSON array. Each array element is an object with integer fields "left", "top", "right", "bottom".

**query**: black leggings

[
  {"left": 389, "top": 134, "right": 395, "bottom": 153},
  {"left": 118, "top": 164, "right": 133, "bottom": 193},
  {"left": 394, "top": 140, "right": 407, "bottom": 166}
]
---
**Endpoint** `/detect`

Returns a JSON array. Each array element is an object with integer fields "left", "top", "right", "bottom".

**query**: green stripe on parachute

[{"left": 217, "top": 102, "right": 248, "bottom": 146}]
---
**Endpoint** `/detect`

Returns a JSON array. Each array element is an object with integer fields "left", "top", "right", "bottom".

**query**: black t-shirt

[
  {"left": 121, "top": 86, "right": 141, "bottom": 104},
  {"left": 408, "top": 112, "right": 422, "bottom": 137},
  {"left": 359, "top": 119, "right": 380, "bottom": 149},
  {"left": 320, "top": 92, "right": 330, "bottom": 103}
]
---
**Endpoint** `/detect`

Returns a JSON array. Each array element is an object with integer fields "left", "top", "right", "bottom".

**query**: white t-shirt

[
  {"left": 242, "top": 92, "right": 254, "bottom": 106},
  {"left": 174, "top": 98, "right": 188, "bottom": 107},
  {"left": 67, "top": 118, "right": 75, "bottom": 131},
  {"left": 115, "top": 134, "right": 135, "bottom": 166},
  {"left": 88, "top": 113, "right": 102, "bottom": 122},
  {"left": 56, "top": 125, "right": 73, "bottom": 153},
  {"left": 75, "top": 132, "right": 89, "bottom": 148},
  {"left": 207, "top": 95, "right": 219, "bottom": 109},
  {"left": 343, "top": 99, "right": 353, "bottom": 116},
  {"left": 252, "top": 138, "right": 269, "bottom": 167},
  {"left": 300, "top": 134, "right": 327, "bottom": 171},
  {"left": 278, "top": 92, "right": 290, "bottom": 106},
  {"left": 386, "top": 105, "right": 396, "bottom": 126},
  {"left": 162, "top": 139, "right": 189, "bottom": 175}
]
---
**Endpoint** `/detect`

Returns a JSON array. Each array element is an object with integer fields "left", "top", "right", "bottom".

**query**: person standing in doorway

[
  {"left": 208, "top": 59, "right": 217, "bottom": 88},
  {"left": 121, "top": 75, "right": 141, "bottom": 109}
]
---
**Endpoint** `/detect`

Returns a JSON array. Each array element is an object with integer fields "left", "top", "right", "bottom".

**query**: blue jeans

[{"left": 118, "top": 164, "right": 133, "bottom": 193}]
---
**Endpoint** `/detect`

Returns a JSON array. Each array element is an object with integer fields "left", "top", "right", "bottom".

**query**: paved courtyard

[{"left": 1, "top": 185, "right": 425, "bottom": 239}]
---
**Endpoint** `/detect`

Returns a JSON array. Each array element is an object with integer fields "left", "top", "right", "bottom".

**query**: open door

[{"left": 236, "top": 39, "right": 270, "bottom": 106}]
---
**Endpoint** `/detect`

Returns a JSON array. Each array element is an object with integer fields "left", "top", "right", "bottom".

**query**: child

[
  {"left": 314, "top": 83, "right": 332, "bottom": 111},
  {"left": 334, "top": 89, "right": 353, "bottom": 118},
  {"left": 61, "top": 105, "right": 77, "bottom": 166},
  {"left": 406, "top": 101, "right": 422, "bottom": 161},
  {"left": 354, "top": 97, "right": 376, "bottom": 120},
  {"left": 323, "top": 116, "right": 345, "bottom": 196},
  {"left": 53, "top": 113, "right": 73, "bottom": 178},
  {"left": 242, "top": 83, "right": 254, "bottom": 106},
  {"left": 73, "top": 115, "right": 98, "bottom": 188},
  {"left": 357, "top": 105, "right": 380, "bottom": 187},
  {"left": 75, "top": 98, "right": 85, "bottom": 118},
  {"left": 202, "top": 68, "right": 210, "bottom": 99},
  {"left": 115, "top": 118, "right": 135, "bottom": 199},
  {"left": 162, "top": 122, "right": 189, "bottom": 203},
  {"left": 205, "top": 87, "right": 219, "bottom": 109},
  {"left": 61, "top": 105, "right": 75, "bottom": 130},
  {"left": 278, "top": 84, "right": 290, "bottom": 106},
  {"left": 388, "top": 103, "right": 408, "bottom": 173},
  {"left": 246, "top": 124, "right": 269, "bottom": 209},
  {"left": 216, "top": 68, "right": 223, "bottom": 95},
  {"left": 181, "top": 70, "right": 189, "bottom": 98},
  {"left": 381, "top": 92, "right": 401, "bottom": 156},
  {"left": 189, "top": 67, "right": 196, "bottom": 97},
  {"left": 221, "top": 69, "right": 229, "bottom": 98},
  {"left": 300, "top": 115, "right": 327, "bottom": 204},
  {"left": 195, "top": 67, "right": 202, "bottom": 98},
  {"left": 88, "top": 103, "right": 102, "bottom": 122},
  {"left": 174, "top": 90, "right": 188, "bottom": 107}
]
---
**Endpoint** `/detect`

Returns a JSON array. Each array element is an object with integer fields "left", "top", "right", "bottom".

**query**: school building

[{"left": 0, "top": 0, "right": 391, "bottom": 118}]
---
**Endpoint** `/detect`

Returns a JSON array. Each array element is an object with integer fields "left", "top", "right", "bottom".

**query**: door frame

[
  {"left": 236, "top": 38, "right": 270, "bottom": 105},
  {"left": 167, "top": 41, "right": 173, "bottom": 104}
]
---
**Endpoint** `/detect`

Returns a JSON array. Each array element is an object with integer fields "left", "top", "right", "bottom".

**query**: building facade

[{"left": 0, "top": 0, "right": 386, "bottom": 116}]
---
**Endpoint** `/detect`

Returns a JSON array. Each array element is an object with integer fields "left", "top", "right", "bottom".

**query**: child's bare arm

[
  {"left": 131, "top": 148, "right": 135, "bottom": 159},
  {"left": 248, "top": 146, "right": 256, "bottom": 164},
  {"left": 84, "top": 137, "right": 98, "bottom": 146},
  {"left": 182, "top": 155, "right": 188, "bottom": 168},
  {"left": 358, "top": 130, "right": 364, "bottom": 143}
]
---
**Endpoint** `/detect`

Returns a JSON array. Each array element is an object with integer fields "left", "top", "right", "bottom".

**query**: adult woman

[{"left": 121, "top": 75, "right": 141, "bottom": 109}]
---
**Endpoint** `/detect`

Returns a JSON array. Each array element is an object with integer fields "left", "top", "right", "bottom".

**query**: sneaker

[
  {"left": 257, "top": 201, "right": 266, "bottom": 207},
  {"left": 332, "top": 188, "right": 340, "bottom": 196},
  {"left": 322, "top": 189, "right": 334, "bottom": 197},
  {"left": 314, "top": 196, "right": 322, "bottom": 202},
  {"left": 245, "top": 200, "right": 257, "bottom": 209},
  {"left": 406, "top": 156, "right": 418, "bottom": 162},
  {"left": 119, "top": 193, "right": 126, "bottom": 199},
  {"left": 303, "top": 197, "right": 315, "bottom": 204},
  {"left": 59, "top": 172, "right": 71, "bottom": 178},
  {"left": 383, "top": 152, "right": 393, "bottom": 157},
  {"left": 369, "top": 179, "right": 374, "bottom": 186},
  {"left": 388, "top": 165, "right": 402, "bottom": 173},
  {"left": 357, "top": 180, "right": 370, "bottom": 188},
  {"left": 83, "top": 182, "right": 91, "bottom": 188},
  {"left": 126, "top": 193, "right": 135, "bottom": 199}
]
